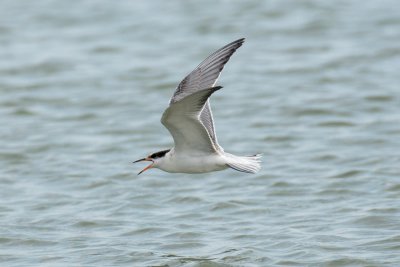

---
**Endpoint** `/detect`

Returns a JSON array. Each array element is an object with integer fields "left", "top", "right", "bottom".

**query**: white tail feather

[{"left": 225, "top": 153, "right": 262, "bottom": 174}]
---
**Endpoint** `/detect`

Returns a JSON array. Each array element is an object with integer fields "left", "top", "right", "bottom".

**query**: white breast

[{"left": 157, "top": 150, "right": 228, "bottom": 174}]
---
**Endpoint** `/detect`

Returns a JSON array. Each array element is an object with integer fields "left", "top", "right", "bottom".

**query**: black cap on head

[{"left": 149, "top": 149, "right": 170, "bottom": 159}]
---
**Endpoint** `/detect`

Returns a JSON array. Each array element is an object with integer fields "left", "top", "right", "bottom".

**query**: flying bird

[{"left": 134, "top": 38, "right": 261, "bottom": 175}]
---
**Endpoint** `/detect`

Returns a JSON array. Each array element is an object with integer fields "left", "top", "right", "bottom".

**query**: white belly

[{"left": 158, "top": 152, "right": 228, "bottom": 173}]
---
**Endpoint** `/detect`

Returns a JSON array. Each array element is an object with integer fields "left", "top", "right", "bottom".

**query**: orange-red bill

[
  {"left": 133, "top": 157, "right": 153, "bottom": 175},
  {"left": 138, "top": 162, "right": 153, "bottom": 175}
]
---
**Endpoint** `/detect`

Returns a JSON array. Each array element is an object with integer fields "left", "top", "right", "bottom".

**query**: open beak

[{"left": 133, "top": 157, "right": 154, "bottom": 175}]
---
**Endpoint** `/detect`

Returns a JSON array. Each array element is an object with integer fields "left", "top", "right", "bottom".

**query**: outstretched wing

[
  {"left": 167, "top": 38, "right": 245, "bottom": 150},
  {"left": 161, "top": 86, "right": 222, "bottom": 154}
]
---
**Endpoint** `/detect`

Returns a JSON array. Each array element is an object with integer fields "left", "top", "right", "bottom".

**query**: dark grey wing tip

[
  {"left": 235, "top": 37, "right": 246, "bottom": 44},
  {"left": 212, "top": 85, "right": 223, "bottom": 91},
  {"left": 230, "top": 37, "right": 245, "bottom": 43},
  {"left": 216, "top": 38, "right": 246, "bottom": 55},
  {"left": 229, "top": 38, "right": 246, "bottom": 48},
  {"left": 199, "top": 86, "right": 223, "bottom": 106}
]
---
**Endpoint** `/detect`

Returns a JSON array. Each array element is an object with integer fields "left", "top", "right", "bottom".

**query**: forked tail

[{"left": 225, "top": 153, "right": 262, "bottom": 174}]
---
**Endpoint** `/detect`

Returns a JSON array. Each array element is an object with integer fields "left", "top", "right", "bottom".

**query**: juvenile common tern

[{"left": 134, "top": 38, "right": 261, "bottom": 174}]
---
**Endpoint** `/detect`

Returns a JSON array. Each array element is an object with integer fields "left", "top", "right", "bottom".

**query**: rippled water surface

[{"left": 1, "top": 0, "right": 400, "bottom": 266}]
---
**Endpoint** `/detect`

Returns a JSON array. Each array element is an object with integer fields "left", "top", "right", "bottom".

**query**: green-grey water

[{"left": 1, "top": 0, "right": 400, "bottom": 266}]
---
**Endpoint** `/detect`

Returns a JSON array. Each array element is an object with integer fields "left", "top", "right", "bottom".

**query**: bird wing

[
  {"left": 167, "top": 38, "right": 245, "bottom": 150},
  {"left": 199, "top": 99, "right": 223, "bottom": 151},
  {"left": 161, "top": 86, "right": 222, "bottom": 154}
]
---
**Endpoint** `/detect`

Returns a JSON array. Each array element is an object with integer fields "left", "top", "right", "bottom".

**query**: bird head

[{"left": 133, "top": 149, "right": 170, "bottom": 175}]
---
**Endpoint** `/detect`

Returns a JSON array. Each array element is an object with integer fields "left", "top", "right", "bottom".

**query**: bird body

[
  {"left": 134, "top": 38, "right": 262, "bottom": 175},
  {"left": 156, "top": 149, "right": 228, "bottom": 174}
]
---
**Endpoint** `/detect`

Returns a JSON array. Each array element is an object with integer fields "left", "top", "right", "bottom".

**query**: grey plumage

[
  {"left": 161, "top": 86, "right": 222, "bottom": 153},
  {"left": 165, "top": 38, "right": 245, "bottom": 151}
]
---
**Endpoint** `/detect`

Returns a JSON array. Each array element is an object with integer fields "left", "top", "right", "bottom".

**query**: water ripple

[{"left": 1, "top": 0, "right": 400, "bottom": 266}]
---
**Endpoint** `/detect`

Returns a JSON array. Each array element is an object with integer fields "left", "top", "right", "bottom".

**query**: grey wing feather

[
  {"left": 199, "top": 100, "right": 223, "bottom": 151},
  {"left": 162, "top": 86, "right": 223, "bottom": 154},
  {"left": 168, "top": 38, "right": 245, "bottom": 150},
  {"left": 170, "top": 38, "right": 245, "bottom": 104}
]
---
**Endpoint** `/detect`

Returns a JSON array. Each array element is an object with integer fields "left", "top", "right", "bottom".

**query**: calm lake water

[{"left": 1, "top": 0, "right": 400, "bottom": 266}]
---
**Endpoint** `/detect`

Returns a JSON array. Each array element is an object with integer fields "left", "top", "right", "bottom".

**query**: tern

[{"left": 134, "top": 38, "right": 261, "bottom": 175}]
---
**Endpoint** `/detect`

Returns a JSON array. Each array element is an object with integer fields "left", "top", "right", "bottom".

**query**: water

[{"left": 1, "top": 0, "right": 400, "bottom": 266}]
